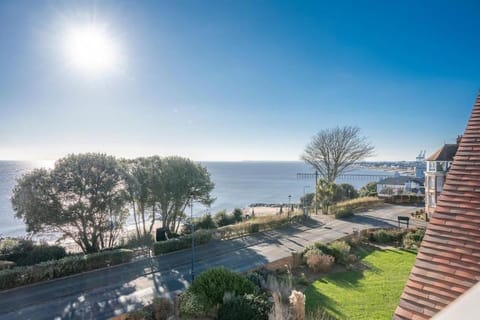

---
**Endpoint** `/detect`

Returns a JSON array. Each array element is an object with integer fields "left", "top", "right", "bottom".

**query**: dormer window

[{"left": 427, "top": 161, "right": 447, "bottom": 172}]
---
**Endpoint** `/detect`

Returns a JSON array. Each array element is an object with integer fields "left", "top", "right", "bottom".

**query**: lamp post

[
  {"left": 288, "top": 194, "right": 291, "bottom": 220},
  {"left": 303, "top": 186, "right": 310, "bottom": 216},
  {"left": 190, "top": 198, "right": 195, "bottom": 283}
]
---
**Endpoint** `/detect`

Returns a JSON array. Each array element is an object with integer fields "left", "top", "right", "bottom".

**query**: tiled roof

[
  {"left": 394, "top": 92, "right": 480, "bottom": 320},
  {"left": 425, "top": 144, "right": 458, "bottom": 161}
]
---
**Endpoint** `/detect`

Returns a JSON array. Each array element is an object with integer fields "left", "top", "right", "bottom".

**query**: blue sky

[{"left": 0, "top": 0, "right": 479, "bottom": 161}]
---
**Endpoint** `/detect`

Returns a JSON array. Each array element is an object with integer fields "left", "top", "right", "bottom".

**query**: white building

[
  {"left": 424, "top": 141, "right": 459, "bottom": 218},
  {"left": 377, "top": 176, "right": 424, "bottom": 195}
]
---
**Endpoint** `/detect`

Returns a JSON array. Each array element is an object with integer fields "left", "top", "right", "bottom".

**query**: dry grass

[
  {"left": 331, "top": 197, "right": 383, "bottom": 214},
  {"left": 306, "top": 254, "right": 335, "bottom": 273},
  {"left": 213, "top": 211, "right": 303, "bottom": 240}
]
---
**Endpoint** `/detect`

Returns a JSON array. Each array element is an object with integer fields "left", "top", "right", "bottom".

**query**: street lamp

[
  {"left": 288, "top": 195, "right": 292, "bottom": 220},
  {"left": 303, "top": 186, "right": 310, "bottom": 216},
  {"left": 190, "top": 198, "right": 195, "bottom": 283}
]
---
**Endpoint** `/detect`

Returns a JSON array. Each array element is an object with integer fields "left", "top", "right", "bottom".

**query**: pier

[{"left": 296, "top": 172, "right": 391, "bottom": 181}]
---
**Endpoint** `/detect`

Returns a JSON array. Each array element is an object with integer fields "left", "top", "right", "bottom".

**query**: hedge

[
  {"left": 153, "top": 229, "right": 213, "bottom": 255},
  {"left": 0, "top": 249, "right": 133, "bottom": 291}
]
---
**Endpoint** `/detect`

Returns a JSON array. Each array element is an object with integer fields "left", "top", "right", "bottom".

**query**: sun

[{"left": 63, "top": 23, "right": 120, "bottom": 75}]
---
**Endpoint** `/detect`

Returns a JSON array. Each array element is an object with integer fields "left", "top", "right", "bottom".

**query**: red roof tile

[{"left": 394, "top": 92, "right": 480, "bottom": 320}]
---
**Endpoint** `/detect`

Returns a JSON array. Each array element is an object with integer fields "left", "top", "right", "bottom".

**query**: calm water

[{"left": 0, "top": 161, "right": 392, "bottom": 237}]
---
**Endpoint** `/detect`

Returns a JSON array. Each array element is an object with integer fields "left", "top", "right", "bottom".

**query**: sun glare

[{"left": 63, "top": 24, "right": 120, "bottom": 75}]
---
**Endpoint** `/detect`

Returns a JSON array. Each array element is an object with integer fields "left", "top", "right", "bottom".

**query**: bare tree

[{"left": 302, "top": 126, "right": 375, "bottom": 182}]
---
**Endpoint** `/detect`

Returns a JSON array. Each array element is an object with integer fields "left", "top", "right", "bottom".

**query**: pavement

[{"left": 0, "top": 204, "right": 425, "bottom": 320}]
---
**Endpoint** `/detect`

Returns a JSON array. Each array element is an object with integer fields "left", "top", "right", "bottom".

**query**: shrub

[
  {"left": 218, "top": 293, "right": 272, "bottom": 320},
  {"left": 195, "top": 214, "right": 217, "bottom": 230},
  {"left": 369, "top": 228, "right": 406, "bottom": 244},
  {"left": 153, "top": 229, "right": 212, "bottom": 255},
  {"left": 152, "top": 297, "right": 173, "bottom": 320},
  {"left": 0, "top": 239, "right": 34, "bottom": 262},
  {"left": 0, "top": 249, "right": 133, "bottom": 290},
  {"left": 179, "top": 289, "right": 207, "bottom": 317},
  {"left": 15, "top": 244, "right": 66, "bottom": 266},
  {"left": 306, "top": 253, "right": 334, "bottom": 273},
  {"left": 233, "top": 208, "right": 243, "bottom": 222},
  {"left": 189, "top": 267, "right": 255, "bottom": 309},
  {"left": 303, "top": 244, "right": 331, "bottom": 264},
  {"left": 303, "top": 247, "right": 323, "bottom": 260},
  {"left": 246, "top": 271, "right": 264, "bottom": 289},
  {"left": 347, "top": 254, "right": 357, "bottom": 264},
  {"left": 329, "top": 241, "right": 351, "bottom": 265},
  {"left": 214, "top": 210, "right": 236, "bottom": 227},
  {"left": 403, "top": 229, "right": 425, "bottom": 249},
  {"left": 303, "top": 241, "right": 350, "bottom": 265},
  {"left": 370, "top": 229, "right": 391, "bottom": 243},
  {"left": 297, "top": 272, "right": 308, "bottom": 286},
  {"left": 333, "top": 207, "right": 354, "bottom": 219},
  {"left": 0, "top": 239, "right": 66, "bottom": 266}
]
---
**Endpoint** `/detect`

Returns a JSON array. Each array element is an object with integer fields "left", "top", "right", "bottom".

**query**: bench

[{"left": 398, "top": 216, "right": 410, "bottom": 228}]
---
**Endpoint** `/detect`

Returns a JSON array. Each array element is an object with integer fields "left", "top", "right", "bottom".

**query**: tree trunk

[
  {"left": 149, "top": 203, "right": 156, "bottom": 234},
  {"left": 132, "top": 199, "right": 140, "bottom": 239},
  {"left": 140, "top": 203, "right": 147, "bottom": 237}
]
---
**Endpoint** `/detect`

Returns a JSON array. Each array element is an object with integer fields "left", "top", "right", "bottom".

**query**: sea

[{"left": 0, "top": 161, "right": 393, "bottom": 238}]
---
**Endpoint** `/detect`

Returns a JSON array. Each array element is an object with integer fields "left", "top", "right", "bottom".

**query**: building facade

[
  {"left": 377, "top": 176, "right": 424, "bottom": 195},
  {"left": 424, "top": 141, "right": 459, "bottom": 217}
]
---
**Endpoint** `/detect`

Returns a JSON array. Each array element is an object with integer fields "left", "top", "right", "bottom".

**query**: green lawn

[{"left": 305, "top": 247, "right": 416, "bottom": 320}]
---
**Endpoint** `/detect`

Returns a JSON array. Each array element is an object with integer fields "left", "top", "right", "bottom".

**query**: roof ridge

[{"left": 394, "top": 92, "right": 480, "bottom": 319}]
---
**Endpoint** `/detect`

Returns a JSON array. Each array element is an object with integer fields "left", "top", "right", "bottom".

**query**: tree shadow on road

[{"left": 348, "top": 214, "right": 397, "bottom": 228}]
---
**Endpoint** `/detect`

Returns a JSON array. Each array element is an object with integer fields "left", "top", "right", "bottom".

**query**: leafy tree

[
  {"left": 300, "top": 193, "right": 315, "bottom": 208},
  {"left": 233, "top": 208, "right": 243, "bottom": 222},
  {"left": 302, "top": 126, "right": 375, "bottom": 182},
  {"left": 332, "top": 183, "right": 358, "bottom": 203},
  {"left": 214, "top": 210, "right": 235, "bottom": 227},
  {"left": 123, "top": 156, "right": 215, "bottom": 235},
  {"left": 195, "top": 214, "right": 217, "bottom": 230},
  {"left": 359, "top": 181, "right": 378, "bottom": 197},
  {"left": 155, "top": 156, "right": 215, "bottom": 233},
  {"left": 12, "top": 153, "right": 128, "bottom": 253},
  {"left": 121, "top": 156, "right": 164, "bottom": 237}
]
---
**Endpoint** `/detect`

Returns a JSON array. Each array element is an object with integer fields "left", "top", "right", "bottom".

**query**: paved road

[{"left": 0, "top": 205, "right": 424, "bottom": 320}]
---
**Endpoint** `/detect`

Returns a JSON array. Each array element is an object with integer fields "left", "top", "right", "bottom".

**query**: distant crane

[{"left": 416, "top": 150, "right": 426, "bottom": 162}]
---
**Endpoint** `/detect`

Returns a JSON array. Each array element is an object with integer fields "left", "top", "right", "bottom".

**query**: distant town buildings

[
  {"left": 376, "top": 176, "right": 424, "bottom": 195},
  {"left": 424, "top": 138, "right": 460, "bottom": 218}
]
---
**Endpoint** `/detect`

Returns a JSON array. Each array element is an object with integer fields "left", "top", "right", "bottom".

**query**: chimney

[{"left": 456, "top": 135, "right": 462, "bottom": 145}]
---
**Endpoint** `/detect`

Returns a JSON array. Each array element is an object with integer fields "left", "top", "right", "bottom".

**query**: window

[
  {"left": 427, "top": 162, "right": 436, "bottom": 172},
  {"left": 436, "top": 162, "right": 445, "bottom": 172},
  {"left": 436, "top": 176, "right": 443, "bottom": 192},
  {"left": 428, "top": 176, "right": 435, "bottom": 190}
]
